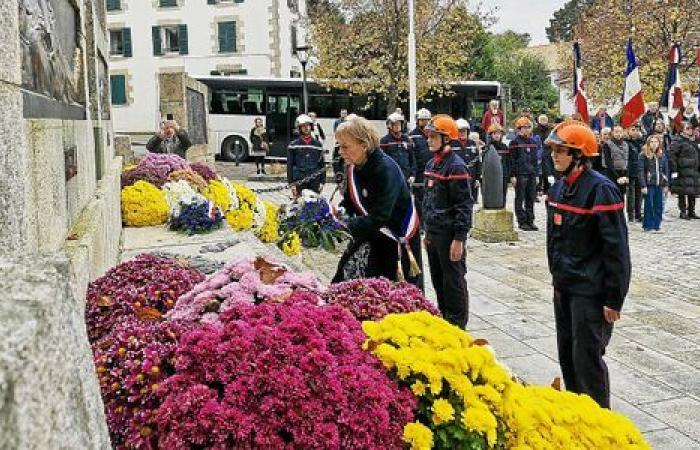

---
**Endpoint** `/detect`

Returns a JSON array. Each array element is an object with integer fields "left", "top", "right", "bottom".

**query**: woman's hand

[
  {"left": 603, "top": 306, "right": 621, "bottom": 323},
  {"left": 449, "top": 240, "right": 464, "bottom": 262}
]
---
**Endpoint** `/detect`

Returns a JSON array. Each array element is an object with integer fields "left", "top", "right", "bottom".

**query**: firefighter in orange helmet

[
  {"left": 422, "top": 114, "right": 474, "bottom": 328},
  {"left": 545, "top": 120, "right": 631, "bottom": 408},
  {"left": 509, "top": 116, "right": 540, "bottom": 231}
]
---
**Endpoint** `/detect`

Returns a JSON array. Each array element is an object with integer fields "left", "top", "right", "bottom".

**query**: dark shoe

[
  {"left": 256, "top": 169, "right": 261, "bottom": 175},
  {"left": 262, "top": 169, "right": 267, "bottom": 175},
  {"left": 688, "top": 212, "right": 699, "bottom": 219},
  {"left": 518, "top": 223, "right": 531, "bottom": 231},
  {"left": 680, "top": 212, "right": 689, "bottom": 220},
  {"left": 528, "top": 223, "right": 539, "bottom": 231}
]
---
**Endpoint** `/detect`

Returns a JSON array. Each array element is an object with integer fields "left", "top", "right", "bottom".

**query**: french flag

[
  {"left": 621, "top": 38, "right": 645, "bottom": 128},
  {"left": 572, "top": 42, "right": 590, "bottom": 123},
  {"left": 660, "top": 43, "right": 684, "bottom": 131}
]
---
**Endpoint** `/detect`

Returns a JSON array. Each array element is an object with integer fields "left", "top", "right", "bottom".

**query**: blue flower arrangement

[
  {"left": 280, "top": 197, "right": 348, "bottom": 252},
  {"left": 169, "top": 199, "right": 223, "bottom": 235}
]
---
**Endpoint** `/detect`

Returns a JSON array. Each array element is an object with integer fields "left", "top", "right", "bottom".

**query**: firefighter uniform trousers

[
  {"left": 553, "top": 290, "right": 613, "bottom": 408},
  {"left": 515, "top": 174, "right": 537, "bottom": 225},
  {"left": 426, "top": 232, "right": 469, "bottom": 327}
]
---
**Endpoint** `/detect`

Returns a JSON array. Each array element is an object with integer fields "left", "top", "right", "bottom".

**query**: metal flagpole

[{"left": 408, "top": 0, "right": 417, "bottom": 129}]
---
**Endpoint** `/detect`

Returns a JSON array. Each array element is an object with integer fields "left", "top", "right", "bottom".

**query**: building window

[
  {"left": 290, "top": 25, "right": 298, "bottom": 55},
  {"left": 159, "top": 0, "right": 177, "bottom": 7},
  {"left": 110, "top": 74, "right": 127, "bottom": 106},
  {"left": 207, "top": 0, "right": 245, "bottom": 4},
  {"left": 218, "top": 21, "right": 237, "bottom": 53},
  {"left": 152, "top": 25, "right": 188, "bottom": 56},
  {"left": 106, "top": 0, "right": 121, "bottom": 11},
  {"left": 109, "top": 28, "right": 132, "bottom": 57}
]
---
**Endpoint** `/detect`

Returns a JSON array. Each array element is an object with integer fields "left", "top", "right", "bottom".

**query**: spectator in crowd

[
  {"left": 287, "top": 114, "right": 326, "bottom": 198},
  {"left": 409, "top": 108, "right": 433, "bottom": 218},
  {"left": 545, "top": 120, "right": 631, "bottom": 409},
  {"left": 591, "top": 106, "right": 614, "bottom": 132},
  {"left": 682, "top": 104, "right": 699, "bottom": 129},
  {"left": 602, "top": 126, "right": 630, "bottom": 198},
  {"left": 481, "top": 99, "right": 504, "bottom": 137},
  {"left": 146, "top": 119, "right": 192, "bottom": 159},
  {"left": 308, "top": 111, "right": 326, "bottom": 146},
  {"left": 534, "top": 114, "right": 552, "bottom": 143},
  {"left": 669, "top": 122, "right": 700, "bottom": 219},
  {"left": 423, "top": 114, "right": 473, "bottom": 327},
  {"left": 509, "top": 116, "right": 540, "bottom": 231},
  {"left": 625, "top": 123, "right": 644, "bottom": 222},
  {"left": 333, "top": 108, "right": 348, "bottom": 132},
  {"left": 639, "top": 134, "right": 669, "bottom": 232},
  {"left": 332, "top": 116, "right": 423, "bottom": 289},
  {"left": 641, "top": 102, "right": 662, "bottom": 136},
  {"left": 380, "top": 112, "right": 416, "bottom": 183},
  {"left": 249, "top": 117, "right": 269, "bottom": 175}
]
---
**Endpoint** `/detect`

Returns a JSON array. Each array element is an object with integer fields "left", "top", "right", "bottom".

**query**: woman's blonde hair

[
  {"left": 642, "top": 134, "right": 663, "bottom": 159},
  {"left": 335, "top": 115, "right": 380, "bottom": 151}
]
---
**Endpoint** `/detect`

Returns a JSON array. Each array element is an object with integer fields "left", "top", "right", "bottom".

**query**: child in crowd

[{"left": 638, "top": 134, "right": 669, "bottom": 232}]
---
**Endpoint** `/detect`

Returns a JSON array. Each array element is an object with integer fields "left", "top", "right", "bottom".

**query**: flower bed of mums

[{"left": 88, "top": 253, "right": 650, "bottom": 450}]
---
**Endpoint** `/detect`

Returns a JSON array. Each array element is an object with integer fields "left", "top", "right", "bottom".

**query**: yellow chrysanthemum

[
  {"left": 411, "top": 380, "right": 426, "bottom": 396},
  {"left": 402, "top": 422, "right": 433, "bottom": 450},
  {"left": 431, "top": 398, "right": 455, "bottom": 425},
  {"left": 225, "top": 206, "right": 254, "bottom": 231},
  {"left": 255, "top": 200, "right": 280, "bottom": 243},
  {"left": 121, "top": 181, "right": 169, "bottom": 226},
  {"left": 281, "top": 231, "right": 301, "bottom": 256},
  {"left": 203, "top": 180, "right": 233, "bottom": 213}
]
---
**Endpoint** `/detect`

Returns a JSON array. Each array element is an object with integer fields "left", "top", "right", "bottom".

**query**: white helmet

[
  {"left": 386, "top": 112, "right": 405, "bottom": 127},
  {"left": 456, "top": 118, "right": 470, "bottom": 130},
  {"left": 416, "top": 108, "right": 432, "bottom": 120},
  {"left": 296, "top": 114, "right": 313, "bottom": 127}
]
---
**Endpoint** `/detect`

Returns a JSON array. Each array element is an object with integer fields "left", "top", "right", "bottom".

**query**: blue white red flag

[
  {"left": 621, "top": 38, "right": 645, "bottom": 128},
  {"left": 660, "top": 43, "right": 684, "bottom": 131},
  {"left": 572, "top": 42, "right": 590, "bottom": 123}
]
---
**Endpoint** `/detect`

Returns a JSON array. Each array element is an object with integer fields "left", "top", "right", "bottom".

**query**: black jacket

[
  {"left": 287, "top": 136, "right": 326, "bottom": 185},
  {"left": 380, "top": 133, "right": 415, "bottom": 179},
  {"left": 146, "top": 130, "right": 192, "bottom": 159},
  {"left": 451, "top": 139, "right": 482, "bottom": 181},
  {"left": 625, "top": 138, "right": 643, "bottom": 180},
  {"left": 422, "top": 149, "right": 474, "bottom": 241},
  {"left": 669, "top": 135, "right": 700, "bottom": 196},
  {"left": 509, "top": 135, "right": 540, "bottom": 177},
  {"left": 409, "top": 127, "right": 431, "bottom": 184},
  {"left": 341, "top": 149, "right": 412, "bottom": 243},
  {"left": 546, "top": 168, "right": 631, "bottom": 311},
  {"left": 638, "top": 153, "right": 669, "bottom": 188}
]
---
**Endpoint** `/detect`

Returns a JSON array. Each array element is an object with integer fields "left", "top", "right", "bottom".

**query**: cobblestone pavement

[{"left": 219, "top": 162, "right": 700, "bottom": 448}]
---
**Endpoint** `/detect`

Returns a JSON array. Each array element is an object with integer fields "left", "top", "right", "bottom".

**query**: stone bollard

[
  {"left": 471, "top": 145, "right": 518, "bottom": 242},
  {"left": 114, "top": 135, "right": 134, "bottom": 167}
]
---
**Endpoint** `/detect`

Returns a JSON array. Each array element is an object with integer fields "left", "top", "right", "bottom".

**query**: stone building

[{"left": 106, "top": 0, "right": 307, "bottom": 141}]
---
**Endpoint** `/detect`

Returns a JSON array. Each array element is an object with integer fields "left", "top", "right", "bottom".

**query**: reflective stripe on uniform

[{"left": 547, "top": 200, "right": 624, "bottom": 215}]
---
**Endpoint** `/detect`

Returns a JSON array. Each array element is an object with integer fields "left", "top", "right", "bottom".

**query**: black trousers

[
  {"left": 628, "top": 178, "right": 642, "bottom": 220},
  {"left": 553, "top": 290, "right": 613, "bottom": 408},
  {"left": 514, "top": 175, "right": 537, "bottom": 226},
  {"left": 679, "top": 195, "right": 696, "bottom": 214},
  {"left": 426, "top": 232, "right": 469, "bottom": 328},
  {"left": 255, "top": 155, "right": 265, "bottom": 169}
]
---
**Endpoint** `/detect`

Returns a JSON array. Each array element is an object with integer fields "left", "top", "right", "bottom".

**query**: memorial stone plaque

[
  {"left": 186, "top": 88, "right": 208, "bottom": 145},
  {"left": 20, "top": 0, "right": 86, "bottom": 119}
]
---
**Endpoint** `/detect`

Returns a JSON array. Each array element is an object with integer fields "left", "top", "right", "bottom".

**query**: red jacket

[{"left": 481, "top": 109, "right": 504, "bottom": 133}]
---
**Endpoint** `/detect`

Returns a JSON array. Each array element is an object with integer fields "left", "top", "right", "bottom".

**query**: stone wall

[
  {"left": 0, "top": 0, "right": 118, "bottom": 446},
  {"left": 158, "top": 72, "right": 215, "bottom": 164}
]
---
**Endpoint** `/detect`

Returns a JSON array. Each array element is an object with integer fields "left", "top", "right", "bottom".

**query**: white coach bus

[{"left": 196, "top": 75, "right": 502, "bottom": 161}]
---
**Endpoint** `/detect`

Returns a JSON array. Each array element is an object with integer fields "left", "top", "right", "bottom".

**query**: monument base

[{"left": 471, "top": 208, "right": 519, "bottom": 243}]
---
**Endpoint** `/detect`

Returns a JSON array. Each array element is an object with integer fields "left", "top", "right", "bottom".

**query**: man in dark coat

[
  {"left": 509, "top": 116, "right": 540, "bottom": 231},
  {"left": 146, "top": 120, "right": 192, "bottom": 159},
  {"left": 670, "top": 122, "right": 700, "bottom": 219},
  {"left": 625, "top": 123, "right": 644, "bottom": 222}
]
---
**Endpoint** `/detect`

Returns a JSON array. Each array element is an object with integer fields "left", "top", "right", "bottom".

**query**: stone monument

[
  {"left": 1, "top": 0, "right": 119, "bottom": 446},
  {"left": 471, "top": 145, "right": 519, "bottom": 243}
]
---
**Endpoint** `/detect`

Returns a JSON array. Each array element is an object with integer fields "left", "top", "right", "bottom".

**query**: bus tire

[{"left": 221, "top": 136, "right": 249, "bottom": 162}]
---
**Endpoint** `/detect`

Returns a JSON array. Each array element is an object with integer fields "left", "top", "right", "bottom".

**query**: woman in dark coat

[
  {"left": 332, "top": 116, "right": 423, "bottom": 290},
  {"left": 669, "top": 122, "right": 700, "bottom": 219},
  {"left": 249, "top": 117, "right": 269, "bottom": 174}
]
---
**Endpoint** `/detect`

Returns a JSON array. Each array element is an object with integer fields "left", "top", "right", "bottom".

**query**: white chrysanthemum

[
  {"left": 220, "top": 177, "right": 240, "bottom": 212},
  {"left": 162, "top": 180, "right": 196, "bottom": 216},
  {"left": 252, "top": 198, "right": 267, "bottom": 229}
]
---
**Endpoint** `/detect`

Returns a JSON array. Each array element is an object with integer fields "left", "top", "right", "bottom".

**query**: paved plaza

[{"left": 215, "top": 161, "right": 700, "bottom": 449}]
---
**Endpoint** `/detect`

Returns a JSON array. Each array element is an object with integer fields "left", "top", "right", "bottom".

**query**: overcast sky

[{"left": 479, "top": 0, "right": 568, "bottom": 46}]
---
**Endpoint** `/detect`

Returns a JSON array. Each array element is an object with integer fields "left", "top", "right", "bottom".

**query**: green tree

[
  {"left": 308, "top": 0, "right": 484, "bottom": 111},
  {"left": 546, "top": 0, "right": 593, "bottom": 43}
]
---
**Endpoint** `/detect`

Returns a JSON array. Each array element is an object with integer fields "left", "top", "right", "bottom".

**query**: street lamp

[{"left": 295, "top": 44, "right": 311, "bottom": 114}]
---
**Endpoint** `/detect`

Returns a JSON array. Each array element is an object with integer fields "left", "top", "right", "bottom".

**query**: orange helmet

[
  {"left": 487, "top": 124, "right": 504, "bottom": 134},
  {"left": 545, "top": 120, "right": 599, "bottom": 157},
  {"left": 426, "top": 114, "right": 459, "bottom": 140},
  {"left": 515, "top": 116, "right": 533, "bottom": 129}
]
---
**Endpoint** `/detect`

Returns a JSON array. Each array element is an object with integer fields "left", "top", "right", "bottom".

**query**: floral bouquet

[
  {"left": 168, "top": 197, "right": 223, "bottom": 236},
  {"left": 189, "top": 161, "right": 217, "bottom": 182},
  {"left": 121, "top": 181, "right": 170, "bottom": 227},
  {"left": 166, "top": 168, "right": 208, "bottom": 192},
  {"left": 279, "top": 193, "right": 349, "bottom": 252},
  {"left": 323, "top": 277, "right": 440, "bottom": 322},
  {"left": 156, "top": 300, "right": 416, "bottom": 449},
  {"left": 255, "top": 200, "right": 280, "bottom": 243},
  {"left": 225, "top": 183, "right": 257, "bottom": 231},
  {"left": 121, "top": 153, "right": 190, "bottom": 188}
]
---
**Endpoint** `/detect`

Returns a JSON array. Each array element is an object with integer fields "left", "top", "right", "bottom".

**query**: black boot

[{"left": 680, "top": 211, "right": 689, "bottom": 220}]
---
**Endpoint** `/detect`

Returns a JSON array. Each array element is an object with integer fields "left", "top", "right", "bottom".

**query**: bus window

[
  {"left": 309, "top": 94, "right": 333, "bottom": 118},
  {"left": 209, "top": 88, "right": 264, "bottom": 115}
]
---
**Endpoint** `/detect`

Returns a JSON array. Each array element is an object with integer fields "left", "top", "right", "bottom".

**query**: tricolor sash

[{"left": 346, "top": 162, "right": 421, "bottom": 280}]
